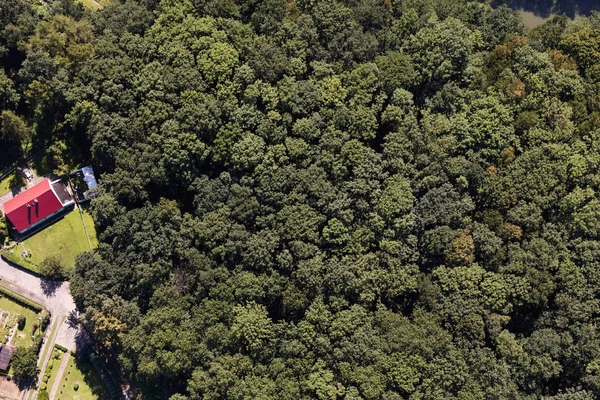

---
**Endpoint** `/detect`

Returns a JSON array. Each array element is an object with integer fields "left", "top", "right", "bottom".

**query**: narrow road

[
  {"left": 0, "top": 259, "right": 75, "bottom": 317},
  {"left": 0, "top": 257, "right": 76, "bottom": 400}
]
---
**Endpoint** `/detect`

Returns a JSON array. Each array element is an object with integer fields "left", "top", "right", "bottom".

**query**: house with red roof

[
  {"left": 3, "top": 178, "right": 74, "bottom": 234},
  {"left": 0, "top": 344, "right": 14, "bottom": 371}
]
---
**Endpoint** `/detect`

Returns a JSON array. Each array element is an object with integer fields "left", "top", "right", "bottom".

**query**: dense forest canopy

[{"left": 2, "top": 0, "right": 600, "bottom": 398}]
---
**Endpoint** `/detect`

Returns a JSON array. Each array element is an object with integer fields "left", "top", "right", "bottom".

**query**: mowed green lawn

[
  {"left": 0, "top": 177, "right": 11, "bottom": 195},
  {"left": 55, "top": 354, "right": 109, "bottom": 400},
  {"left": 23, "top": 207, "right": 98, "bottom": 270},
  {"left": 0, "top": 172, "right": 24, "bottom": 196}
]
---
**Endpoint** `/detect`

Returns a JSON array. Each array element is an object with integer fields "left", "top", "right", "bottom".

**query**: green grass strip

[{"left": 0, "top": 284, "right": 43, "bottom": 312}]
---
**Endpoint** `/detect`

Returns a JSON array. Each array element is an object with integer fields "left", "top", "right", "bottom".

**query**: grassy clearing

[
  {"left": 0, "top": 172, "right": 25, "bottom": 196},
  {"left": 78, "top": 0, "right": 111, "bottom": 9},
  {"left": 55, "top": 354, "right": 109, "bottom": 400},
  {"left": 21, "top": 207, "right": 97, "bottom": 271},
  {"left": 79, "top": 204, "right": 99, "bottom": 250},
  {"left": 79, "top": 0, "right": 102, "bottom": 9},
  {"left": 0, "top": 177, "right": 11, "bottom": 196},
  {"left": 0, "top": 296, "right": 40, "bottom": 348}
]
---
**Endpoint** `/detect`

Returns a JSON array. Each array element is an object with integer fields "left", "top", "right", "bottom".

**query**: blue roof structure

[
  {"left": 81, "top": 166, "right": 98, "bottom": 190},
  {"left": 70, "top": 165, "right": 98, "bottom": 200}
]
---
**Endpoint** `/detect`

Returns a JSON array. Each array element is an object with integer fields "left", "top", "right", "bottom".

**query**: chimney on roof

[
  {"left": 34, "top": 199, "right": 38, "bottom": 204},
  {"left": 26, "top": 204, "right": 30, "bottom": 208}
]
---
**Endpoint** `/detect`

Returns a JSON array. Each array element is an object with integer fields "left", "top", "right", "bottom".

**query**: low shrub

[
  {"left": 54, "top": 344, "right": 67, "bottom": 352},
  {"left": 40, "top": 312, "right": 50, "bottom": 331},
  {"left": 17, "top": 315, "right": 25, "bottom": 330},
  {"left": 37, "top": 390, "right": 49, "bottom": 400}
]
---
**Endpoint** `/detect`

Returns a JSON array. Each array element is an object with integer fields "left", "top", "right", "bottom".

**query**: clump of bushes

[
  {"left": 17, "top": 314, "right": 25, "bottom": 330},
  {"left": 40, "top": 311, "right": 50, "bottom": 331},
  {"left": 39, "top": 255, "right": 66, "bottom": 280},
  {"left": 37, "top": 390, "right": 49, "bottom": 400}
]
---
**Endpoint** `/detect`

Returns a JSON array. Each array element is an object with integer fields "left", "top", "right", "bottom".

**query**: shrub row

[
  {"left": 54, "top": 344, "right": 67, "bottom": 353},
  {"left": 1, "top": 251, "right": 38, "bottom": 274},
  {"left": 0, "top": 284, "right": 43, "bottom": 312},
  {"left": 87, "top": 349, "right": 120, "bottom": 400}
]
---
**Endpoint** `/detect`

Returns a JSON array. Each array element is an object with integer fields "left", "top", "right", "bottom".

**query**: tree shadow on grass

[{"left": 69, "top": 330, "right": 112, "bottom": 400}]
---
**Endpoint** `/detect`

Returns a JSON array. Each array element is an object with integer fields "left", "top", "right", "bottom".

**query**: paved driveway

[
  {"left": 0, "top": 257, "right": 79, "bottom": 400},
  {"left": 0, "top": 258, "right": 75, "bottom": 317}
]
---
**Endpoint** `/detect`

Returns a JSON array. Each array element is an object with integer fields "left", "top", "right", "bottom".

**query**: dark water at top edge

[{"left": 492, "top": 0, "right": 599, "bottom": 19}]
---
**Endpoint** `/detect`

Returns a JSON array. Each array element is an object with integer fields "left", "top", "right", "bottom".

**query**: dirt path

[{"left": 49, "top": 351, "right": 70, "bottom": 400}]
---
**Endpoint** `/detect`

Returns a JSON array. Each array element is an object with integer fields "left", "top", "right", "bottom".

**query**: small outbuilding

[{"left": 69, "top": 165, "right": 98, "bottom": 201}]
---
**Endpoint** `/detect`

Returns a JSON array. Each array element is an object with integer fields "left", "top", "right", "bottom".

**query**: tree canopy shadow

[
  {"left": 493, "top": 0, "right": 599, "bottom": 18},
  {"left": 39, "top": 279, "right": 61, "bottom": 297},
  {"left": 14, "top": 375, "right": 35, "bottom": 391},
  {"left": 72, "top": 329, "right": 113, "bottom": 399}
]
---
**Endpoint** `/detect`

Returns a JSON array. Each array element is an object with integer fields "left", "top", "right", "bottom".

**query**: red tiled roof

[{"left": 4, "top": 179, "right": 63, "bottom": 232}]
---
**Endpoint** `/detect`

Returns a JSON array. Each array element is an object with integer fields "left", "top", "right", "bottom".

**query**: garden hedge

[
  {"left": 1, "top": 251, "right": 38, "bottom": 274},
  {"left": 54, "top": 344, "right": 67, "bottom": 353},
  {"left": 0, "top": 284, "right": 43, "bottom": 312}
]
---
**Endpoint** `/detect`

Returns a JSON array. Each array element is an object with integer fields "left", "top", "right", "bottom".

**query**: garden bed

[
  {"left": 41, "top": 347, "right": 65, "bottom": 394},
  {"left": 0, "top": 295, "right": 44, "bottom": 351}
]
